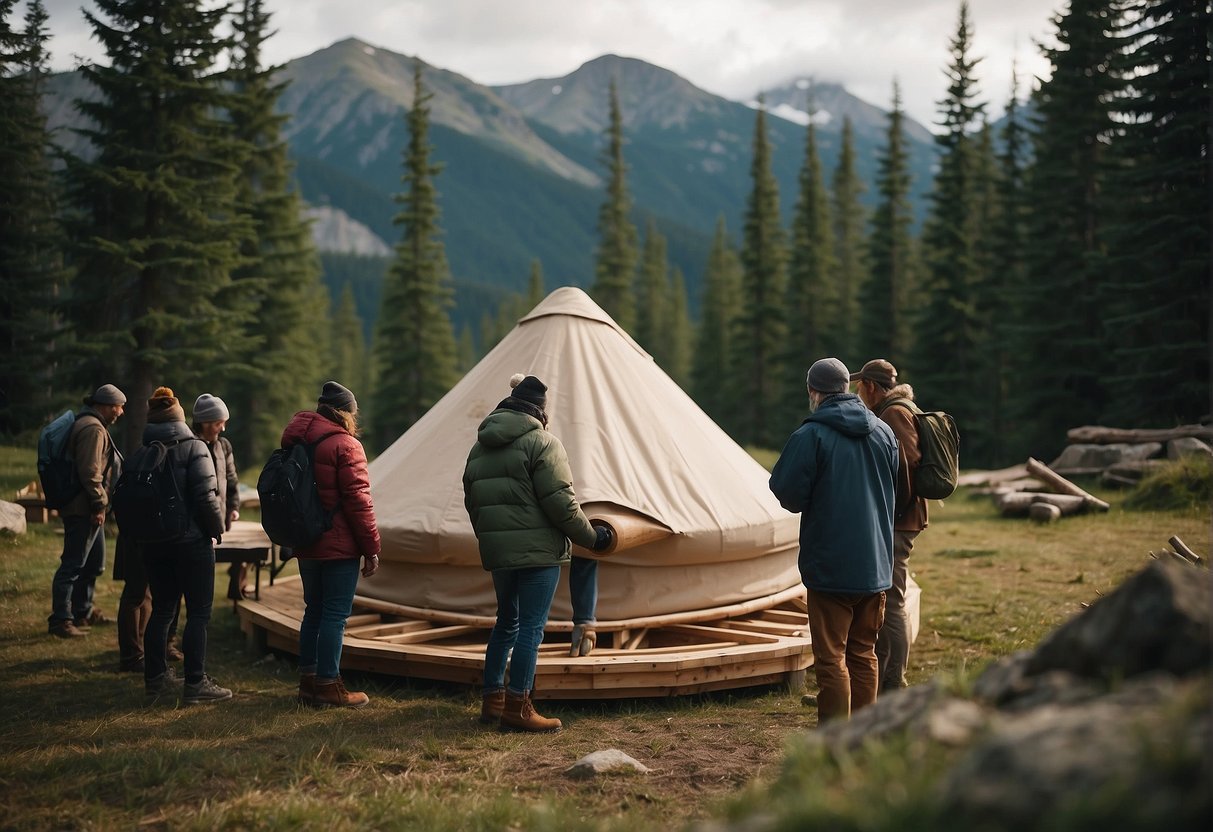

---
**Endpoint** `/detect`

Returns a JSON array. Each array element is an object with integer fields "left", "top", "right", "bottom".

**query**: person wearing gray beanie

[
  {"left": 769, "top": 358, "right": 898, "bottom": 723},
  {"left": 192, "top": 393, "right": 230, "bottom": 424},
  {"left": 189, "top": 394, "right": 242, "bottom": 602}
]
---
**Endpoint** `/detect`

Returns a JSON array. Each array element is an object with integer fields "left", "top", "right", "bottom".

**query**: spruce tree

[
  {"left": 781, "top": 110, "right": 835, "bottom": 428},
  {"left": 1014, "top": 0, "right": 1125, "bottom": 457},
  {"left": 691, "top": 217, "right": 743, "bottom": 429},
  {"left": 225, "top": 0, "right": 330, "bottom": 462},
  {"left": 857, "top": 81, "right": 914, "bottom": 365},
  {"left": 65, "top": 0, "right": 251, "bottom": 449},
  {"left": 372, "top": 59, "right": 459, "bottom": 450},
  {"left": 330, "top": 283, "right": 370, "bottom": 407},
  {"left": 1104, "top": 0, "right": 1210, "bottom": 425},
  {"left": 664, "top": 267, "right": 692, "bottom": 387},
  {"left": 591, "top": 79, "right": 638, "bottom": 330},
  {"left": 635, "top": 218, "right": 669, "bottom": 362},
  {"left": 0, "top": 0, "right": 66, "bottom": 434},
  {"left": 734, "top": 98, "right": 788, "bottom": 447},
  {"left": 830, "top": 116, "right": 866, "bottom": 363},
  {"left": 912, "top": 1, "right": 987, "bottom": 448}
]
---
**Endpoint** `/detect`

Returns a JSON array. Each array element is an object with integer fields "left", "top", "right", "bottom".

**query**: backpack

[
  {"left": 257, "top": 432, "right": 342, "bottom": 550},
  {"left": 112, "top": 439, "right": 195, "bottom": 543},
  {"left": 881, "top": 398, "right": 960, "bottom": 501},
  {"left": 38, "top": 410, "right": 83, "bottom": 509}
]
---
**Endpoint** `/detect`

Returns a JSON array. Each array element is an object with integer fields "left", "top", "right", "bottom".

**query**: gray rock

[
  {"left": 0, "top": 500, "right": 26, "bottom": 535},
  {"left": 1167, "top": 436, "right": 1213, "bottom": 460},
  {"left": 1050, "top": 442, "right": 1163, "bottom": 471},
  {"left": 565, "top": 749, "right": 651, "bottom": 779}
]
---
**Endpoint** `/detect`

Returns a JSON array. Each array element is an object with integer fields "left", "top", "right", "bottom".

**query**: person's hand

[
  {"left": 361, "top": 553, "right": 379, "bottom": 578},
  {"left": 592, "top": 525, "right": 614, "bottom": 552},
  {"left": 228, "top": 509, "right": 239, "bottom": 524},
  {"left": 90, "top": 510, "right": 105, "bottom": 527}
]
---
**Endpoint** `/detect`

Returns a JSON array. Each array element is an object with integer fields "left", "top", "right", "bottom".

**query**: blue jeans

[
  {"left": 484, "top": 565, "right": 560, "bottom": 696},
  {"left": 570, "top": 556, "right": 598, "bottom": 624},
  {"left": 49, "top": 515, "right": 106, "bottom": 625},
  {"left": 297, "top": 557, "right": 361, "bottom": 680},
  {"left": 144, "top": 538, "right": 215, "bottom": 684}
]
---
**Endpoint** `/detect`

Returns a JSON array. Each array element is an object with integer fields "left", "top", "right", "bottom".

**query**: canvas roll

[{"left": 572, "top": 503, "right": 673, "bottom": 558}]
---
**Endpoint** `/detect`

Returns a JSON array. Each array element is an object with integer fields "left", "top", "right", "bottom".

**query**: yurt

[{"left": 238, "top": 288, "right": 919, "bottom": 698}]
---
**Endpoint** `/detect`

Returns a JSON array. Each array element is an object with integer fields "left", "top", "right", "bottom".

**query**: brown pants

[
  {"left": 875, "top": 530, "right": 919, "bottom": 691},
  {"left": 806, "top": 588, "right": 886, "bottom": 722}
]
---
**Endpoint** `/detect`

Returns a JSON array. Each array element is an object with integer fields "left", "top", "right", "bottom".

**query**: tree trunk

[
  {"left": 1065, "top": 425, "right": 1213, "bottom": 445},
  {"left": 1026, "top": 457, "right": 1111, "bottom": 512},
  {"left": 996, "top": 492, "right": 1087, "bottom": 517}
]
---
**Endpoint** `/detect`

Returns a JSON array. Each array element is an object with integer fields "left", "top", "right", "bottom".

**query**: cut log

[
  {"left": 956, "top": 464, "right": 1030, "bottom": 488},
  {"left": 1100, "top": 472, "right": 1140, "bottom": 489},
  {"left": 996, "top": 492, "right": 1087, "bottom": 517},
  {"left": 1168, "top": 536, "right": 1204, "bottom": 566},
  {"left": 1028, "top": 502, "right": 1062, "bottom": 523},
  {"left": 1066, "top": 425, "right": 1213, "bottom": 445},
  {"left": 1026, "top": 457, "right": 1111, "bottom": 512}
]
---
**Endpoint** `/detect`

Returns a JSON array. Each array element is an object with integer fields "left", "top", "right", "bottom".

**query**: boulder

[
  {"left": 0, "top": 500, "right": 27, "bottom": 535},
  {"left": 565, "top": 749, "right": 651, "bottom": 779},
  {"left": 1050, "top": 442, "right": 1162, "bottom": 472},
  {"left": 1167, "top": 436, "right": 1213, "bottom": 460}
]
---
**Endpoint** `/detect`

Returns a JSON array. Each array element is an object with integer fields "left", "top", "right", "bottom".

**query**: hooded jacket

[
  {"left": 140, "top": 419, "right": 224, "bottom": 544},
  {"left": 63, "top": 407, "right": 121, "bottom": 517},
  {"left": 462, "top": 408, "right": 597, "bottom": 571},
  {"left": 280, "top": 410, "right": 380, "bottom": 561},
  {"left": 769, "top": 393, "right": 897, "bottom": 594}
]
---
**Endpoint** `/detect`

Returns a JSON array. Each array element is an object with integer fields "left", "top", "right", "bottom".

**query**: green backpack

[{"left": 880, "top": 398, "right": 960, "bottom": 501}]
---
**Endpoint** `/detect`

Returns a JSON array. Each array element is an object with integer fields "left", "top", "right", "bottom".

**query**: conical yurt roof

[{"left": 362, "top": 287, "right": 800, "bottom": 620}]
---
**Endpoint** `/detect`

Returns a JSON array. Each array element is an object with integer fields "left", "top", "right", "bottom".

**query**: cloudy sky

[{"left": 34, "top": 0, "right": 1061, "bottom": 128}]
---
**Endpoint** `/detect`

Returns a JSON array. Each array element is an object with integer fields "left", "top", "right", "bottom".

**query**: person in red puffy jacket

[{"left": 280, "top": 381, "right": 381, "bottom": 709}]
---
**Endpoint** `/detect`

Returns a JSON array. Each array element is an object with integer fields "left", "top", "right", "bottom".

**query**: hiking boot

[
  {"left": 500, "top": 691, "right": 561, "bottom": 733},
  {"left": 85, "top": 609, "right": 112, "bottom": 626},
  {"left": 145, "top": 669, "right": 180, "bottom": 703},
  {"left": 310, "top": 677, "right": 369, "bottom": 709},
  {"left": 297, "top": 673, "right": 317, "bottom": 706},
  {"left": 49, "top": 620, "right": 88, "bottom": 638},
  {"left": 479, "top": 689, "right": 505, "bottom": 724},
  {"left": 70, "top": 617, "right": 92, "bottom": 630},
  {"left": 183, "top": 675, "right": 233, "bottom": 705},
  {"left": 569, "top": 624, "right": 596, "bottom": 657}
]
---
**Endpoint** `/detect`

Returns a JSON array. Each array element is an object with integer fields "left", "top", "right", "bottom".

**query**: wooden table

[{"left": 214, "top": 520, "right": 279, "bottom": 600}]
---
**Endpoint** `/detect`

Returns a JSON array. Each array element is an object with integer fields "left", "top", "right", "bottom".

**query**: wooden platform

[{"left": 236, "top": 576, "right": 814, "bottom": 699}]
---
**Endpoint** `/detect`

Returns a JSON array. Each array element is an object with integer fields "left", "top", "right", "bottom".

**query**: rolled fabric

[{"left": 572, "top": 503, "right": 673, "bottom": 558}]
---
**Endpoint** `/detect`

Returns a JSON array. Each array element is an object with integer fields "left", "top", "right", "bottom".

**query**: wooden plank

[
  {"left": 714, "top": 619, "right": 808, "bottom": 637},
  {"left": 623, "top": 628, "right": 649, "bottom": 650},
  {"left": 347, "top": 620, "right": 433, "bottom": 638},
  {"left": 375, "top": 625, "right": 479, "bottom": 645}
]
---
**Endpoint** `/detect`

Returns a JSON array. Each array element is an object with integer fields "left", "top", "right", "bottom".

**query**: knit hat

[
  {"left": 192, "top": 393, "right": 230, "bottom": 423},
  {"left": 147, "top": 386, "right": 185, "bottom": 423},
  {"left": 84, "top": 383, "right": 126, "bottom": 406},
  {"left": 509, "top": 373, "right": 547, "bottom": 409},
  {"left": 318, "top": 380, "right": 357, "bottom": 412},
  {"left": 806, "top": 358, "right": 850, "bottom": 394},
  {"left": 849, "top": 358, "right": 898, "bottom": 390}
]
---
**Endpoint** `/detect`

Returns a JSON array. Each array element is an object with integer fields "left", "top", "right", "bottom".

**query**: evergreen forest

[{"left": 0, "top": 0, "right": 1208, "bottom": 467}]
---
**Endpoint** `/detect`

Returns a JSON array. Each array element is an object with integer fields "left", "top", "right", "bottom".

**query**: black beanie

[
  {"left": 318, "top": 380, "right": 357, "bottom": 412},
  {"left": 509, "top": 373, "right": 547, "bottom": 409}
]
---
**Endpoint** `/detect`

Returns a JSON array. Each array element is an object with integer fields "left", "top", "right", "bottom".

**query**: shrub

[{"left": 1124, "top": 455, "right": 1212, "bottom": 511}]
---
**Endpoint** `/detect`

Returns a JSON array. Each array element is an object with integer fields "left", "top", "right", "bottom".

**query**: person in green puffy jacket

[{"left": 463, "top": 373, "right": 612, "bottom": 733}]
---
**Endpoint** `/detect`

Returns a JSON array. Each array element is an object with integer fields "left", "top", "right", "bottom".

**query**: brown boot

[
  {"left": 310, "top": 676, "right": 369, "bottom": 709},
  {"left": 479, "top": 689, "right": 505, "bottom": 724},
  {"left": 500, "top": 691, "right": 561, "bottom": 733},
  {"left": 298, "top": 673, "right": 317, "bottom": 705},
  {"left": 569, "top": 624, "right": 597, "bottom": 657}
]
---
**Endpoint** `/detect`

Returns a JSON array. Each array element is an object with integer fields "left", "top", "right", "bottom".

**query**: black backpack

[
  {"left": 112, "top": 439, "right": 195, "bottom": 543},
  {"left": 37, "top": 410, "right": 83, "bottom": 509},
  {"left": 880, "top": 398, "right": 961, "bottom": 501},
  {"left": 257, "top": 432, "right": 342, "bottom": 550}
]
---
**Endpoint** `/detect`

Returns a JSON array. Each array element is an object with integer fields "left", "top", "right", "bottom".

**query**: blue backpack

[{"left": 37, "top": 410, "right": 82, "bottom": 510}]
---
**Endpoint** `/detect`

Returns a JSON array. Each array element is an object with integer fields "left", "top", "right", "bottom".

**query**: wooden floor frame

[{"left": 237, "top": 575, "right": 814, "bottom": 699}]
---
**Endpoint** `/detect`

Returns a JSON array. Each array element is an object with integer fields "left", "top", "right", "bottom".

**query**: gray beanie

[
  {"left": 318, "top": 380, "right": 357, "bottom": 412},
  {"left": 84, "top": 383, "right": 126, "bottom": 406},
  {"left": 193, "top": 393, "right": 230, "bottom": 423},
  {"left": 806, "top": 358, "right": 850, "bottom": 394}
]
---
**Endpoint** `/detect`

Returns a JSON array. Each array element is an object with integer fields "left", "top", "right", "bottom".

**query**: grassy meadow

[{"left": 0, "top": 442, "right": 1208, "bottom": 830}]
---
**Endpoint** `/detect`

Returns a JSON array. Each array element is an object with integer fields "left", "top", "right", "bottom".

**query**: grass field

[{"left": 0, "top": 442, "right": 1208, "bottom": 831}]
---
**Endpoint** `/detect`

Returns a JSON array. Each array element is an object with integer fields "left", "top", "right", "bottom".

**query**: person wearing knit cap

[
  {"left": 851, "top": 359, "right": 929, "bottom": 693},
  {"left": 136, "top": 386, "right": 231, "bottom": 704},
  {"left": 279, "top": 381, "right": 380, "bottom": 709},
  {"left": 769, "top": 358, "right": 898, "bottom": 722},
  {"left": 463, "top": 373, "right": 613, "bottom": 733},
  {"left": 190, "top": 394, "right": 244, "bottom": 602},
  {"left": 47, "top": 384, "right": 126, "bottom": 639}
]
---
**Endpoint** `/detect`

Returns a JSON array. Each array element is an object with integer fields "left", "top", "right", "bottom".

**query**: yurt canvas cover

[{"left": 363, "top": 288, "right": 801, "bottom": 621}]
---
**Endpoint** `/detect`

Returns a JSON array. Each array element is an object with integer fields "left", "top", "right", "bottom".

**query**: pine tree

[
  {"left": 635, "top": 218, "right": 669, "bottom": 362},
  {"left": 1104, "top": 0, "right": 1210, "bottom": 425},
  {"left": 781, "top": 109, "right": 835, "bottom": 427},
  {"left": 830, "top": 116, "right": 866, "bottom": 362},
  {"left": 912, "top": 1, "right": 987, "bottom": 446},
  {"left": 857, "top": 81, "right": 915, "bottom": 365},
  {"left": 0, "top": 0, "right": 66, "bottom": 434},
  {"left": 330, "top": 283, "right": 370, "bottom": 401},
  {"left": 591, "top": 79, "right": 638, "bottom": 330},
  {"left": 691, "top": 217, "right": 743, "bottom": 429},
  {"left": 65, "top": 0, "right": 252, "bottom": 449},
  {"left": 733, "top": 98, "right": 788, "bottom": 447},
  {"left": 456, "top": 325, "right": 476, "bottom": 373},
  {"left": 371, "top": 59, "right": 458, "bottom": 450},
  {"left": 1014, "top": 0, "right": 1126, "bottom": 458},
  {"left": 224, "top": 0, "right": 330, "bottom": 462},
  {"left": 664, "top": 267, "right": 692, "bottom": 387}
]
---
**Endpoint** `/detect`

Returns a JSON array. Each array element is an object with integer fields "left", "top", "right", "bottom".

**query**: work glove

[{"left": 592, "top": 524, "right": 614, "bottom": 552}]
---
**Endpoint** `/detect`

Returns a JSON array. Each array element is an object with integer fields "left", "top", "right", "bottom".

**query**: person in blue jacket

[{"left": 769, "top": 357, "right": 898, "bottom": 722}]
